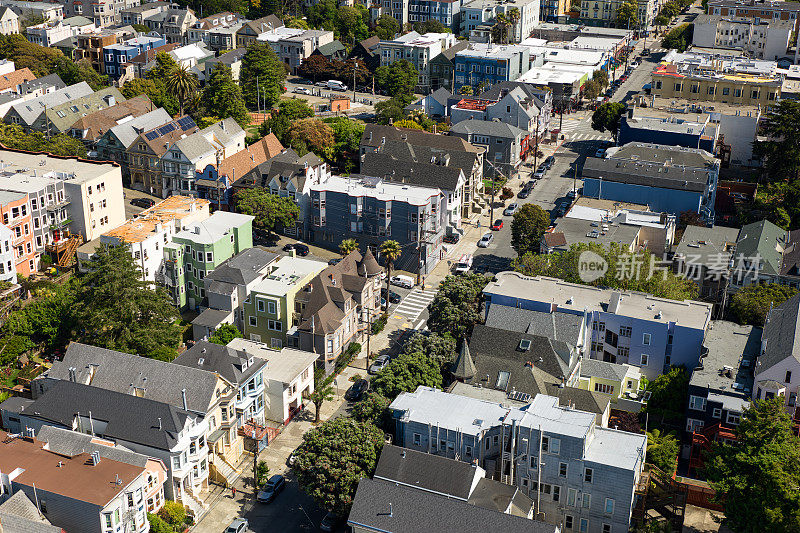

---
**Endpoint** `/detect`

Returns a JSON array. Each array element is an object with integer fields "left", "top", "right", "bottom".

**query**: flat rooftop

[
  {"left": 173, "top": 210, "right": 253, "bottom": 245},
  {"left": 674, "top": 224, "right": 740, "bottom": 265},
  {"left": 546, "top": 217, "right": 641, "bottom": 250},
  {"left": 636, "top": 95, "right": 763, "bottom": 117},
  {"left": 0, "top": 149, "right": 119, "bottom": 184},
  {"left": 251, "top": 255, "right": 326, "bottom": 297},
  {"left": 457, "top": 43, "right": 528, "bottom": 60},
  {"left": 485, "top": 272, "right": 714, "bottom": 328},
  {"left": 692, "top": 320, "right": 760, "bottom": 403},
  {"left": 103, "top": 195, "right": 209, "bottom": 243},
  {"left": 312, "top": 175, "right": 441, "bottom": 205},
  {"left": 227, "top": 338, "right": 317, "bottom": 384}
]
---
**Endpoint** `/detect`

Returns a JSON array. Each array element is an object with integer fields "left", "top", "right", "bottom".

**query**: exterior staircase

[
  {"left": 47, "top": 234, "right": 82, "bottom": 268},
  {"left": 211, "top": 455, "right": 241, "bottom": 487},
  {"left": 182, "top": 489, "right": 208, "bottom": 519}
]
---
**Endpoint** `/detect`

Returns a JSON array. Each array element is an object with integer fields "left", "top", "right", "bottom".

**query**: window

[
  {"left": 727, "top": 411, "right": 741, "bottom": 425},
  {"left": 619, "top": 326, "right": 631, "bottom": 337},
  {"left": 786, "top": 371, "right": 792, "bottom": 383},
  {"left": 413, "top": 433, "right": 421, "bottom": 445},
  {"left": 249, "top": 316, "right": 257, "bottom": 327},
  {"left": 642, "top": 333, "right": 651, "bottom": 345},
  {"left": 580, "top": 518, "right": 589, "bottom": 533},
  {"left": 603, "top": 525, "right": 612, "bottom": 533},
  {"left": 552, "top": 485, "right": 561, "bottom": 502},
  {"left": 566, "top": 515, "right": 574, "bottom": 529},
  {"left": 640, "top": 354, "right": 648, "bottom": 366},
  {"left": 712, "top": 407, "right": 722, "bottom": 418},
  {"left": 568, "top": 487, "right": 578, "bottom": 506},
  {"left": 206, "top": 251, "right": 213, "bottom": 262},
  {"left": 689, "top": 395, "right": 706, "bottom": 411},
  {"left": 582, "top": 493, "right": 591, "bottom": 509},
  {"left": 541, "top": 436, "right": 549, "bottom": 452},
  {"left": 584, "top": 467, "right": 593, "bottom": 483},
  {"left": 559, "top": 462, "right": 567, "bottom": 477},
  {"left": 594, "top": 383, "right": 615, "bottom": 394},
  {"left": 722, "top": 87, "right": 730, "bottom": 95},
  {"left": 604, "top": 497, "right": 615, "bottom": 515},
  {"left": 268, "top": 300, "right": 277, "bottom": 314},
  {"left": 258, "top": 300, "right": 265, "bottom": 312},
  {"left": 550, "top": 437, "right": 560, "bottom": 455}
]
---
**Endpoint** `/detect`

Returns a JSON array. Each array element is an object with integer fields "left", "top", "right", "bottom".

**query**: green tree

[
  {"left": 371, "top": 351, "right": 443, "bottom": 399},
  {"left": 754, "top": 100, "right": 800, "bottom": 181},
  {"left": 293, "top": 416, "right": 384, "bottom": 515},
  {"left": 298, "top": 54, "right": 332, "bottom": 82},
  {"left": 592, "top": 68, "right": 609, "bottom": 89},
  {"left": 583, "top": 79, "right": 601, "bottom": 100},
  {"left": 256, "top": 460, "right": 270, "bottom": 485},
  {"left": 646, "top": 429, "right": 679, "bottom": 475},
  {"left": 642, "top": 366, "right": 690, "bottom": 428},
  {"left": 375, "top": 14, "right": 400, "bottom": 40},
  {"left": 705, "top": 397, "right": 800, "bottom": 532},
  {"left": 286, "top": 16, "right": 310, "bottom": 29},
  {"left": 146, "top": 513, "right": 172, "bottom": 533},
  {"left": 325, "top": 117, "right": 365, "bottom": 171},
  {"left": 307, "top": 378, "right": 335, "bottom": 423},
  {"left": 240, "top": 42, "right": 287, "bottom": 110},
  {"left": 55, "top": 57, "right": 108, "bottom": 90},
  {"left": 400, "top": 331, "right": 456, "bottom": 365},
  {"left": 379, "top": 240, "right": 402, "bottom": 308},
  {"left": 201, "top": 64, "right": 250, "bottom": 127},
  {"left": 616, "top": 0, "right": 638, "bottom": 28},
  {"left": 591, "top": 102, "right": 627, "bottom": 136},
  {"left": 729, "top": 283, "right": 799, "bottom": 326},
  {"left": 277, "top": 97, "right": 315, "bottom": 120},
  {"left": 145, "top": 52, "right": 181, "bottom": 115},
  {"left": 157, "top": 500, "right": 186, "bottom": 527},
  {"left": 339, "top": 238, "right": 358, "bottom": 256},
  {"left": 74, "top": 245, "right": 181, "bottom": 358},
  {"left": 132, "top": 23, "right": 150, "bottom": 33},
  {"left": 337, "top": 5, "right": 369, "bottom": 44},
  {"left": 427, "top": 273, "right": 488, "bottom": 338},
  {"left": 286, "top": 118, "right": 335, "bottom": 159},
  {"left": 350, "top": 391, "right": 391, "bottom": 429},
  {"left": 414, "top": 19, "right": 448, "bottom": 34},
  {"left": 662, "top": 23, "right": 694, "bottom": 52},
  {"left": 207, "top": 324, "right": 243, "bottom": 345},
  {"left": 507, "top": 8, "right": 520, "bottom": 42},
  {"left": 491, "top": 13, "right": 511, "bottom": 45},
  {"left": 510, "top": 204, "right": 550, "bottom": 256},
  {"left": 375, "top": 60, "right": 418, "bottom": 97},
  {"left": 374, "top": 95, "right": 413, "bottom": 125},
  {"left": 234, "top": 188, "right": 300, "bottom": 234}
]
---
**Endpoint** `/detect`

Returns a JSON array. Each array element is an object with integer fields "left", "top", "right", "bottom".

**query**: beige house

[{"left": 0, "top": 6, "right": 19, "bottom": 35}]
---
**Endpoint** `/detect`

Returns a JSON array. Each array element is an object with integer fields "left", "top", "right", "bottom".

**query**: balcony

[{"left": 49, "top": 218, "right": 71, "bottom": 231}]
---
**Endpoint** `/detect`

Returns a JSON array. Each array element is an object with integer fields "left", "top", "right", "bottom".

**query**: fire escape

[
  {"left": 689, "top": 423, "right": 737, "bottom": 475},
  {"left": 632, "top": 465, "right": 687, "bottom": 532}
]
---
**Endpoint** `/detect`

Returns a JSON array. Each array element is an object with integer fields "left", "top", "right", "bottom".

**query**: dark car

[
  {"left": 443, "top": 233, "right": 460, "bottom": 244},
  {"left": 381, "top": 287, "right": 401, "bottom": 303},
  {"left": 345, "top": 379, "right": 369, "bottom": 401},
  {"left": 130, "top": 197, "right": 155, "bottom": 209},
  {"left": 283, "top": 242, "right": 310, "bottom": 256},
  {"left": 544, "top": 155, "right": 555, "bottom": 168},
  {"left": 256, "top": 475, "right": 286, "bottom": 503},
  {"left": 491, "top": 219, "right": 503, "bottom": 231},
  {"left": 518, "top": 188, "right": 530, "bottom": 199},
  {"left": 527, "top": 180, "right": 536, "bottom": 189},
  {"left": 328, "top": 258, "right": 342, "bottom": 266}
]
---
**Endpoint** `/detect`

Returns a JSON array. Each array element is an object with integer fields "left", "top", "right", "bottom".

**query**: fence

[{"left": 675, "top": 476, "right": 724, "bottom": 512}]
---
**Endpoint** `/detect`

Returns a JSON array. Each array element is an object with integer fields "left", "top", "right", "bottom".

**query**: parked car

[
  {"left": 226, "top": 518, "right": 249, "bottom": 533},
  {"left": 390, "top": 274, "right": 414, "bottom": 289},
  {"left": 518, "top": 188, "right": 530, "bottom": 199},
  {"left": 544, "top": 155, "right": 555, "bottom": 168},
  {"left": 478, "top": 233, "right": 494, "bottom": 247},
  {"left": 345, "top": 379, "right": 369, "bottom": 401},
  {"left": 130, "top": 197, "right": 155, "bottom": 209},
  {"left": 315, "top": 81, "right": 328, "bottom": 87},
  {"left": 381, "top": 287, "right": 401, "bottom": 303},
  {"left": 283, "top": 242, "right": 310, "bottom": 256},
  {"left": 567, "top": 189, "right": 578, "bottom": 199},
  {"left": 297, "top": 78, "right": 313, "bottom": 85},
  {"left": 257, "top": 475, "right": 286, "bottom": 503},
  {"left": 533, "top": 168, "right": 545, "bottom": 179},
  {"left": 293, "top": 86, "right": 312, "bottom": 95},
  {"left": 503, "top": 203, "right": 519, "bottom": 216},
  {"left": 491, "top": 219, "right": 504, "bottom": 231},
  {"left": 328, "top": 258, "right": 342, "bottom": 266},
  {"left": 287, "top": 450, "right": 297, "bottom": 467},
  {"left": 319, "top": 512, "right": 343, "bottom": 532},
  {"left": 630, "top": 61, "right": 640, "bottom": 69},
  {"left": 595, "top": 148, "right": 606, "bottom": 158},
  {"left": 326, "top": 80, "right": 348, "bottom": 91},
  {"left": 443, "top": 233, "right": 460, "bottom": 244},
  {"left": 369, "top": 355, "right": 390, "bottom": 375},
  {"left": 454, "top": 253, "right": 473, "bottom": 274},
  {"left": 527, "top": 180, "right": 536, "bottom": 189}
]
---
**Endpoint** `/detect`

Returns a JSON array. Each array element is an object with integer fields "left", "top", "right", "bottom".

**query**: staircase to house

[
  {"left": 632, "top": 465, "right": 687, "bottom": 532},
  {"left": 689, "top": 423, "right": 736, "bottom": 474},
  {"left": 211, "top": 455, "right": 241, "bottom": 487},
  {"left": 182, "top": 489, "right": 208, "bottom": 519},
  {"left": 47, "top": 234, "right": 82, "bottom": 268}
]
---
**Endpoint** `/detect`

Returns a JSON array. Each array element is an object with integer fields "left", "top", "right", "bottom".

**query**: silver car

[
  {"left": 504, "top": 203, "right": 519, "bottom": 216},
  {"left": 478, "top": 233, "right": 494, "bottom": 248},
  {"left": 369, "top": 355, "right": 391, "bottom": 375}
]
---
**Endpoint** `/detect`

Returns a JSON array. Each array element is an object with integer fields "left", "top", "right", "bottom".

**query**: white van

[
  {"left": 390, "top": 274, "right": 414, "bottom": 289},
  {"left": 326, "top": 80, "right": 348, "bottom": 91},
  {"left": 455, "top": 254, "right": 473, "bottom": 273}
]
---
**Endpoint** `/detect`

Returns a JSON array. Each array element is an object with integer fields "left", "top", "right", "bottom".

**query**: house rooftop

[
  {"left": 250, "top": 255, "right": 327, "bottom": 297},
  {"left": 693, "top": 320, "right": 759, "bottom": 402},
  {"left": 544, "top": 216, "right": 642, "bottom": 251},
  {"left": 173, "top": 340, "right": 266, "bottom": 386},
  {"left": 173, "top": 210, "right": 253, "bottom": 245},
  {"left": 736, "top": 219, "right": 785, "bottom": 276},
  {"left": 204, "top": 247, "right": 280, "bottom": 286},
  {"left": 760, "top": 294, "right": 800, "bottom": 373},
  {"left": 103, "top": 195, "right": 209, "bottom": 243},
  {"left": 226, "top": 339, "right": 318, "bottom": 385},
  {"left": 0, "top": 149, "right": 119, "bottom": 184},
  {"left": 484, "top": 305, "right": 583, "bottom": 347},
  {"left": 311, "top": 174, "right": 441, "bottom": 205},
  {"left": 674, "top": 225, "right": 740, "bottom": 266},
  {"left": 0, "top": 490, "right": 61, "bottom": 533}
]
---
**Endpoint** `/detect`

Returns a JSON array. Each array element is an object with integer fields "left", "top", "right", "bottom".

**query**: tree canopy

[
  {"left": 234, "top": 188, "right": 300, "bottom": 233},
  {"left": 646, "top": 429, "right": 679, "bottom": 475},
  {"left": 427, "top": 273, "right": 489, "bottom": 338},
  {"left": 511, "top": 204, "right": 550, "bottom": 256},
  {"left": 375, "top": 14, "right": 400, "bottom": 40},
  {"left": 286, "top": 118, "right": 335, "bottom": 160},
  {"left": 208, "top": 324, "right": 243, "bottom": 345},
  {"left": 615, "top": 1, "right": 638, "bottom": 28},
  {"left": 591, "top": 102, "right": 627, "bottom": 136},
  {"left": 0, "top": 124, "right": 87, "bottom": 158},
  {"left": 705, "top": 397, "right": 800, "bottom": 532},
  {"left": 375, "top": 60, "right": 418, "bottom": 97},
  {"left": 240, "top": 42, "right": 287, "bottom": 110},
  {"left": 729, "top": 283, "right": 799, "bottom": 327},
  {"left": 374, "top": 95, "right": 413, "bottom": 125},
  {"left": 641, "top": 366, "right": 690, "bottom": 428},
  {"left": 662, "top": 23, "right": 694, "bottom": 52},
  {"left": 200, "top": 64, "right": 250, "bottom": 127},
  {"left": 370, "top": 350, "right": 443, "bottom": 399},
  {"left": 293, "top": 416, "right": 384, "bottom": 516},
  {"left": 754, "top": 100, "right": 800, "bottom": 182}
]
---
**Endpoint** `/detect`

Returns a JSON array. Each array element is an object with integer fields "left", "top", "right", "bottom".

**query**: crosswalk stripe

[{"left": 394, "top": 289, "right": 437, "bottom": 319}]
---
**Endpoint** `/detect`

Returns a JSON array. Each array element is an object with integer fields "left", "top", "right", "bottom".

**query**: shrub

[
  {"left": 372, "top": 313, "right": 388, "bottom": 334},
  {"left": 157, "top": 500, "right": 185, "bottom": 527}
]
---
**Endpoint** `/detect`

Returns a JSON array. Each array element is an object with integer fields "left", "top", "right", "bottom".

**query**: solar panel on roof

[
  {"left": 145, "top": 131, "right": 159, "bottom": 141},
  {"left": 158, "top": 123, "right": 175, "bottom": 135},
  {"left": 177, "top": 117, "right": 195, "bottom": 130}
]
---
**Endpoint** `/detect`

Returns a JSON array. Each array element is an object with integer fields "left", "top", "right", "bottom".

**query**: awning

[{"left": 207, "top": 428, "right": 226, "bottom": 444}]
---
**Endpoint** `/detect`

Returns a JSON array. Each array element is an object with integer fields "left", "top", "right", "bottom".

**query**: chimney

[
  {"left": 389, "top": 503, "right": 393, "bottom": 517},
  {"left": 181, "top": 388, "right": 187, "bottom": 410},
  {"left": 157, "top": 417, "right": 162, "bottom": 430}
]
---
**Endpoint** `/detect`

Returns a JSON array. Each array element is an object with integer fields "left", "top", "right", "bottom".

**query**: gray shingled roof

[
  {"left": 36, "top": 425, "right": 149, "bottom": 468},
  {"left": 0, "top": 491, "right": 61, "bottom": 533},
  {"left": 451, "top": 338, "right": 476, "bottom": 380},
  {"left": 761, "top": 294, "right": 800, "bottom": 372},
  {"left": 10, "top": 82, "right": 93, "bottom": 126},
  {"left": 360, "top": 152, "right": 464, "bottom": 192},
  {"left": 736, "top": 219, "right": 785, "bottom": 276},
  {"left": 450, "top": 119, "right": 527, "bottom": 139},
  {"left": 106, "top": 108, "right": 172, "bottom": 149},
  {"left": 173, "top": 340, "right": 265, "bottom": 385},
  {"left": 204, "top": 247, "right": 279, "bottom": 286},
  {"left": 466, "top": 478, "right": 534, "bottom": 518},
  {"left": 580, "top": 358, "right": 629, "bottom": 381},
  {"left": 192, "top": 308, "right": 232, "bottom": 328},
  {"left": 582, "top": 157, "right": 709, "bottom": 192},
  {"left": 484, "top": 305, "right": 583, "bottom": 348}
]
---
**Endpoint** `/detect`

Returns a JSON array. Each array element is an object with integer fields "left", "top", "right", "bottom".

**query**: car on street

[
  {"left": 544, "top": 155, "right": 555, "bottom": 168},
  {"left": 504, "top": 203, "right": 519, "bottom": 216},
  {"left": 319, "top": 512, "right": 343, "bottom": 532},
  {"left": 283, "top": 242, "right": 310, "bottom": 256},
  {"left": 257, "top": 475, "right": 286, "bottom": 503},
  {"left": 292, "top": 86, "right": 312, "bottom": 95},
  {"left": 517, "top": 188, "right": 530, "bottom": 199},
  {"left": 328, "top": 258, "right": 342, "bottom": 266},
  {"left": 527, "top": 180, "right": 536, "bottom": 189},
  {"left": 345, "top": 379, "right": 369, "bottom": 401},
  {"left": 315, "top": 81, "right": 327, "bottom": 87},
  {"left": 630, "top": 61, "right": 640, "bottom": 69},
  {"left": 567, "top": 189, "right": 578, "bottom": 199},
  {"left": 226, "top": 518, "right": 249, "bottom": 533},
  {"left": 381, "top": 287, "right": 401, "bottom": 303},
  {"left": 130, "top": 197, "right": 155, "bottom": 209},
  {"left": 390, "top": 274, "right": 414, "bottom": 289},
  {"left": 287, "top": 450, "right": 297, "bottom": 467},
  {"left": 443, "top": 233, "right": 460, "bottom": 244},
  {"left": 595, "top": 148, "right": 606, "bottom": 158},
  {"left": 533, "top": 168, "right": 545, "bottom": 179},
  {"left": 491, "top": 219, "right": 503, "bottom": 231},
  {"left": 477, "top": 233, "right": 494, "bottom": 247},
  {"left": 369, "top": 355, "right": 390, "bottom": 375}
]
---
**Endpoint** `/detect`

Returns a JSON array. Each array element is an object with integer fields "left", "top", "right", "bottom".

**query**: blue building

[
  {"left": 582, "top": 142, "right": 720, "bottom": 223},
  {"left": 618, "top": 110, "right": 716, "bottom": 153},
  {"left": 453, "top": 43, "right": 530, "bottom": 92},
  {"left": 408, "top": 0, "right": 462, "bottom": 31},
  {"left": 103, "top": 35, "right": 166, "bottom": 81}
]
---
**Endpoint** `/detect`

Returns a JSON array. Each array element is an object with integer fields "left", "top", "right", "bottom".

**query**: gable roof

[
  {"left": 484, "top": 305, "right": 583, "bottom": 348},
  {"left": 0, "top": 67, "right": 34, "bottom": 93},
  {"left": 173, "top": 340, "right": 266, "bottom": 385},
  {"left": 0, "top": 491, "right": 61, "bottom": 533},
  {"left": 216, "top": 133, "right": 283, "bottom": 179},
  {"left": 761, "top": 293, "right": 800, "bottom": 372},
  {"left": 450, "top": 119, "right": 528, "bottom": 139},
  {"left": 204, "top": 247, "right": 280, "bottom": 286},
  {"left": 9, "top": 81, "right": 93, "bottom": 126},
  {"left": 42, "top": 342, "right": 219, "bottom": 413},
  {"left": 45, "top": 87, "right": 126, "bottom": 134},
  {"left": 467, "top": 478, "right": 534, "bottom": 518},
  {"left": 361, "top": 123, "right": 480, "bottom": 153},
  {"left": 103, "top": 107, "right": 172, "bottom": 149},
  {"left": 736, "top": 219, "right": 785, "bottom": 276},
  {"left": 137, "top": 115, "right": 199, "bottom": 156},
  {"left": 68, "top": 94, "right": 153, "bottom": 142},
  {"left": 173, "top": 117, "right": 242, "bottom": 162},
  {"left": 436, "top": 39, "right": 469, "bottom": 61},
  {"left": 315, "top": 40, "right": 345, "bottom": 57},
  {"left": 36, "top": 425, "right": 150, "bottom": 468},
  {"left": 360, "top": 151, "right": 464, "bottom": 192},
  {"left": 240, "top": 14, "right": 283, "bottom": 35}
]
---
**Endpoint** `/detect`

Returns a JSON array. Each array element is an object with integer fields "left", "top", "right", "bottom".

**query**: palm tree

[
  {"left": 165, "top": 64, "right": 199, "bottom": 116},
  {"left": 339, "top": 238, "right": 358, "bottom": 256},
  {"left": 307, "top": 381, "right": 335, "bottom": 423},
  {"left": 491, "top": 14, "right": 510, "bottom": 45},
  {"left": 507, "top": 8, "right": 520, "bottom": 43},
  {"left": 379, "top": 240, "right": 402, "bottom": 309}
]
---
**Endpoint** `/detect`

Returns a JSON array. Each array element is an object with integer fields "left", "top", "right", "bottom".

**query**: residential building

[
  {"left": 192, "top": 247, "right": 280, "bottom": 338},
  {"left": 0, "top": 0, "right": 62, "bottom": 22},
  {"left": 618, "top": 109, "right": 717, "bottom": 154},
  {"left": 41, "top": 87, "right": 125, "bottom": 136},
  {"left": 686, "top": 320, "right": 759, "bottom": 473},
  {"left": 235, "top": 14, "right": 283, "bottom": 48},
  {"left": 406, "top": 0, "right": 463, "bottom": 32},
  {"left": 377, "top": 31, "right": 457, "bottom": 92},
  {"left": 651, "top": 50, "right": 782, "bottom": 106},
  {"left": 75, "top": 31, "right": 125, "bottom": 72},
  {"left": 67, "top": 94, "right": 153, "bottom": 146},
  {"left": 310, "top": 40, "right": 346, "bottom": 62},
  {"left": 349, "top": 35, "right": 381, "bottom": 71},
  {"left": 0, "top": 429, "right": 154, "bottom": 533},
  {"left": 0, "top": 190, "right": 35, "bottom": 277},
  {"left": 518, "top": 63, "right": 591, "bottom": 102},
  {"left": 479, "top": 81, "right": 553, "bottom": 132},
  {"left": 203, "top": 47, "right": 246, "bottom": 82},
  {"left": 35, "top": 425, "right": 169, "bottom": 516},
  {"left": 692, "top": 14, "right": 792, "bottom": 61},
  {"left": 729, "top": 219, "right": 788, "bottom": 290},
  {"left": 450, "top": 120, "right": 530, "bottom": 178},
  {"left": 368, "top": 0, "right": 410, "bottom": 27},
  {"left": 0, "top": 148, "right": 126, "bottom": 242},
  {"left": 0, "top": 171, "right": 70, "bottom": 253},
  {"left": 0, "top": 66, "right": 34, "bottom": 94},
  {"left": 429, "top": 40, "right": 470, "bottom": 91},
  {"left": 483, "top": 272, "right": 714, "bottom": 379},
  {"left": 389, "top": 386, "right": 647, "bottom": 533},
  {"left": 241, "top": 254, "right": 327, "bottom": 349},
  {"left": 453, "top": 44, "right": 531, "bottom": 92},
  {"left": 579, "top": 0, "right": 657, "bottom": 30},
  {"left": 1, "top": 380, "right": 210, "bottom": 513},
  {"left": 542, "top": 197, "right": 676, "bottom": 256},
  {"left": 195, "top": 133, "right": 283, "bottom": 211},
  {"left": 529, "top": 22, "right": 633, "bottom": 45},
  {"left": 582, "top": 142, "right": 720, "bottom": 222},
  {"left": 24, "top": 20, "right": 73, "bottom": 47},
  {"left": 120, "top": 2, "right": 170, "bottom": 26},
  {"left": 540, "top": 0, "right": 569, "bottom": 21},
  {"left": 0, "top": 6, "right": 18, "bottom": 35},
  {"left": 165, "top": 41, "right": 213, "bottom": 76},
  {"left": 707, "top": 0, "right": 800, "bottom": 34},
  {"left": 126, "top": 41, "right": 180, "bottom": 78},
  {"left": 461, "top": 0, "right": 541, "bottom": 43},
  {"left": 188, "top": 11, "right": 243, "bottom": 46},
  {"left": 127, "top": 115, "right": 200, "bottom": 197},
  {"left": 0, "top": 223, "right": 16, "bottom": 283},
  {"left": 753, "top": 294, "right": 800, "bottom": 416},
  {"left": 405, "top": 87, "right": 452, "bottom": 118},
  {"left": 256, "top": 27, "right": 334, "bottom": 73},
  {"left": 450, "top": 89, "right": 543, "bottom": 135},
  {"left": 142, "top": 7, "right": 196, "bottom": 44},
  {"left": 577, "top": 358, "right": 644, "bottom": 407},
  {"left": 359, "top": 124, "right": 485, "bottom": 223},
  {"left": 160, "top": 118, "right": 246, "bottom": 198},
  {"left": 0, "top": 490, "right": 61, "bottom": 532},
  {"left": 673, "top": 225, "right": 740, "bottom": 304},
  {"left": 227, "top": 338, "right": 317, "bottom": 424},
  {"left": 60, "top": 15, "right": 99, "bottom": 35},
  {"left": 94, "top": 195, "right": 210, "bottom": 282},
  {"left": 62, "top": 0, "right": 140, "bottom": 26},
  {"left": 103, "top": 35, "right": 166, "bottom": 81},
  {"left": 207, "top": 20, "right": 243, "bottom": 52},
  {"left": 294, "top": 249, "right": 383, "bottom": 372},
  {"left": 162, "top": 211, "right": 254, "bottom": 309},
  {"left": 3, "top": 81, "right": 93, "bottom": 132},
  {"left": 94, "top": 107, "right": 173, "bottom": 179}
]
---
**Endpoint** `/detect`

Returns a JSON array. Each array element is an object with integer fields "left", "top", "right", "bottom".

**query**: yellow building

[{"left": 578, "top": 358, "right": 643, "bottom": 404}]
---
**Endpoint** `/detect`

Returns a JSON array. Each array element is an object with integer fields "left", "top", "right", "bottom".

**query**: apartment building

[
  {"left": 142, "top": 7, "right": 197, "bottom": 44},
  {"left": 241, "top": 254, "right": 327, "bottom": 349},
  {"left": 389, "top": 387, "right": 647, "bottom": 533},
  {"left": 25, "top": 20, "right": 73, "bottom": 47},
  {"left": 369, "top": 0, "right": 410, "bottom": 28},
  {"left": 120, "top": 1, "right": 170, "bottom": 26},
  {"left": 235, "top": 14, "right": 283, "bottom": 48},
  {"left": 0, "top": 429, "right": 155, "bottom": 533},
  {"left": 94, "top": 195, "right": 210, "bottom": 282},
  {"left": 187, "top": 11, "right": 243, "bottom": 46},
  {"left": 0, "top": 191, "right": 35, "bottom": 276},
  {"left": 94, "top": 107, "right": 173, "bottom": 177},
  {"left": 450, "top": 84, "right": 549, "bottom": 134},
  {"left": 76, "top": 31, "right": 124, "bottom": 72},
  {"left": 207, "top": 21, "right": 243, "bottom": 52},
  {"left": 256, "top": 27, "right": 334, "bottom": 73},
  {"left": 103, "top": 35, "right": 166, "bottom": 81},
  {"left": 2, "top": 380, "right": 210, "bottom": 515},
  {"left": 579, "top": 0, "right": 657, "bottom": 30},
  {"left": 127, "top": 115, "right": 200, "bottom": 196},
  {"left": 162, "top": 211, "right": 254, "bottom": 310},
  {"left": 0, "top": 223, "right": 15, "bottom": 282},
  {"left": 0, "top": 172, "right": 70, "bottom": 253},
  {"left": 483, "top": 272, "right": 713, "bottom": 379},
  {"left": 377, "top": 31, "right": 457, "bottom": 92},
  {"left": 0, "top": 6, "right": 18, "bottom": 35},
  {"left": 693, "top": 14, "right": 793, "bottom": 61},
  {"left": 453, "top": 44, "right": 531, "bottom": 92},
  {"left": 0, "top": 149, "right": 126, "bottom": 242},
  {"left": 753, "top": 294, "right": 800, "bottom": 417},
  {"left": 408, "top": 0, "right": 462, "bottom": 31},
  {"left": 461, "top": 0, "right": 541, "bottom": 43},
  {"left": 450, "top": 120, "right": 530, "bottom": 179},
  {"left": 3, "top": 81, "right": 93, "bottom": 132},
  {"left": 0, "top": 0, "right": 62, "bottom": 22},
  {"left": 62, "top": 0, "right": 140, "bottom": 26},
  {"left": 708, "top": 0, "right": 800, "bottom": 33},
  {"left": 651, "top": 50, "right": 782, "bottom": 106}
]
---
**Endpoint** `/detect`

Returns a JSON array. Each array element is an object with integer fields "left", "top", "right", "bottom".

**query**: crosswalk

[
  {"left": 569, "top": 132, "right": 611, "bottom": 142},
  {"left": 393, "top": 289, "right": 437, "bottom": 321}
]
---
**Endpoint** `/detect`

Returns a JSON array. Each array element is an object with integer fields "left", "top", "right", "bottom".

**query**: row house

[
  {"left": 692, "top": 14, "right": 793, "bottom": 61},
  {"left": 42, "top": 87, "right": 124, "bottom": 136},
  {"left": 0, "top": 0, "right": 63, "bottom": 22},
  {"left": 120, "top": 1, "right": 170, "bottom": 26},
  {"left": 453, "top": 44, "right": 531, "bottom": 92},
  {"left": 477, "top": 81, "right": 553, "bottom": 134},
  {"left": 708, "top": 0, "right": 800, "bottom": 33},
  {"left": 461, "top": 0, "right": 541, "bottom": 43},
  {"left": 94, "top": 107, "right": 173, "bottom": 181},
  {"left": 256, "top": 27, "right": 334, "bottom": 74},
  {"left": 208, "top": 20, "right": 243, "bottom": 53},
  {"left": 3, "top": 81, "right": 93, "bottom": 132},
  {"left": 450, "top": 120, "right": 531, "bottom": 179},
  {"left": 0, "top": 6, "right": 18, "bottom": 35},
  {"left": 0, "top": 190, "right": 36, "bottom": 277},
  {"left": 76, "top": 30, "right": 125, "bottom": 72},
  {"left": 103, "top": 35, "right": 166, "bottom": 82},
  {"left": 377, "top": 31, "right": 457, "bottom": 92},
  {"left": 0, "top": 171, "right": 70, "bottom": 253},
  {"left": 235, "top": 14, "right": 283, "bottom": 48},
  {"left": 579, "top": 0, "right": 657, "bottom": 30},
  {"left": 407, "top": 0, "right": 463, "bottom": 31},
  {"left": 25, "top": 20, "right": 73, "bottom": 47},
  {"left": 68, "top": 94, "right": 154, "bottom": 147},
  {"left": 142, "top": 6, "right": 197, "bottom": 44},
  {"left": 63, "top": 0, "right": 140, "bottom": 26},
  {"left": 187, "top": 11, "right": 243, "bottom": 46},
  {"left": 754, "top": 294, "right": 800, "bottom": 416}
]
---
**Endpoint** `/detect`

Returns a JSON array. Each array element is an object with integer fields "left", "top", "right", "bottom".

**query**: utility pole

[
  {"left": 352, "top": 59, "right": 359, "bottom": 103},
  {"left": 532, "top": 119, "right": 540, "bottom": 171},
  {"left": 251, "top": 430, "right": 258, "bottom": 490}
]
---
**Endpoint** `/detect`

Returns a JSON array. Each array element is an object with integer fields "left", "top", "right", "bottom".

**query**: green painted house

[{"left": 164, "top": 211, "right": 254, "bottom": 309}]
